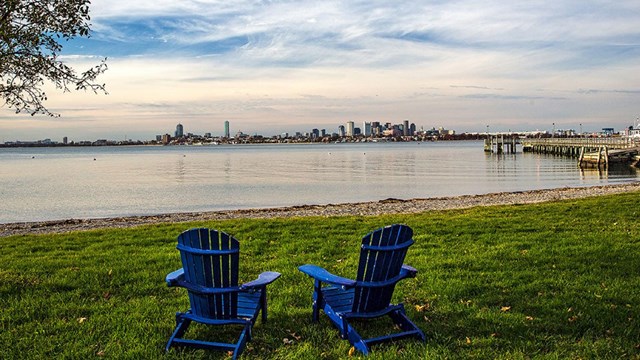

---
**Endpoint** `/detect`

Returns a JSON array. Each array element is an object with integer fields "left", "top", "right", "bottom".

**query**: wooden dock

[
  {"left": 521, "top": 138, "right": 640, "bottom": 167},
  {"left": 484, "top": 136, "right": 519, "bottom": 154}
]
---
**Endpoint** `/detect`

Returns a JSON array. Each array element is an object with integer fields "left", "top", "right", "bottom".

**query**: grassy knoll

[{"left": 1, "top": 192, "right": 640, "bottom": 359}]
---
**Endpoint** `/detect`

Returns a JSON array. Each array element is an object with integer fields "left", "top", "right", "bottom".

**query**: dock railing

[
  {"left": 520, "top": 137, "right": 640, "bottom": 167},
  {"left": 521, "top": 137, "right": 640, "bottom": 150}
]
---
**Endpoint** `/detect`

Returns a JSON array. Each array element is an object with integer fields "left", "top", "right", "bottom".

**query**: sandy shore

[{"left": 2, "top": 182, "right": 639, "bottom": 237}]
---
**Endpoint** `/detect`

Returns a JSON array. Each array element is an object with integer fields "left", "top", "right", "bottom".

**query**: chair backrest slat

[
  {"left": 353, "top": 224, "right": 413, "bottom": 313},
  {"left": 177, "top": 228, "right": 240, "bottom": 320}
]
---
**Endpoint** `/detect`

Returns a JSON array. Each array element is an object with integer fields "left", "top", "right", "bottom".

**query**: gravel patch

[{"left": 2, "top": 182, "right": 639, "bottom": 237}]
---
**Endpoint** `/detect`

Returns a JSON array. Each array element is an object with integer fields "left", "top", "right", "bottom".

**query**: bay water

[{"left": 1, "top": 141, "right": 637, "bottom": 223}]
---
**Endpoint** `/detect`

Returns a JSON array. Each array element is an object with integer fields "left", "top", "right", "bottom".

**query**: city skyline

[{"left": 2, "top": 1, "right": 640, "bottom": 141}]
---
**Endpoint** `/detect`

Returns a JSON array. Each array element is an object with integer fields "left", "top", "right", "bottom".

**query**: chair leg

[
  {"left": 260, "top": 288, "right": 268, "bottom": 323},
  {"left": 389, "top": 308, "right": 426, "bottom": 342},
  {"left": 344, "top": 322, "right": 370, "bottom": 355},
  {"left": 165, "top": 313, "right": 192, "bottom": 352},
  {"left": 312, "top": 280, "right": 322, "bottom": 322},
  {"left": 232, "top": 323, "right": 252, "bottom": 360}
]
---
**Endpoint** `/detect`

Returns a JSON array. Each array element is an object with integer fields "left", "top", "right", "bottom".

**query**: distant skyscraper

[
  {"left": 62, "top": 136, "right": 68, "bottom": 144},
  {"left": 224, "top": 121, "right": 230, "bottom": 138},
  {"left": 371, "top": 121, "right": 380, "bottom": 136},
  {"left": 363, "top": 122, "right": 371, "bottom": 136},
  {"left": 338, "top": 125, "right": 346, "bottom": 137},
  {"left": 403, "top": 120, "right": 410, "bottom": 136},
  {"left": 346, "top": 121, "right": 355, "bottom": 137},
  {"left": 175, "top": 123, "right": 184, "bottom": 137}
]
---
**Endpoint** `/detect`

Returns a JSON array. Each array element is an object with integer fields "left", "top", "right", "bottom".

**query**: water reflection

[
  {"left": 580, "top": 164, "right": 638, "bottom": 181},
  {"left": 1, "top": 142, "right": 638, "bottom": 223}
]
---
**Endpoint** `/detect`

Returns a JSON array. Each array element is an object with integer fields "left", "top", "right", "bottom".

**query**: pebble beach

[{"left": 2, "top": 182, "right": 639, "bottom": 237}]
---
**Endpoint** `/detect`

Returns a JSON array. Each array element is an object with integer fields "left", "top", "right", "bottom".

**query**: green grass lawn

[{"left": 1, "top": 192, "right": 640, "bottom": 359}]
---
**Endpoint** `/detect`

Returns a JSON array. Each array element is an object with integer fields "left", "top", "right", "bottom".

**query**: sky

[{"left": 2, "top": 0, "right": 640, "bottom": 141}]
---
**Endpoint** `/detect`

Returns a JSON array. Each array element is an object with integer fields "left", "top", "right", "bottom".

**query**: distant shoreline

[{"left": 2, "top": 182, "right": 639, "bottom": 237}]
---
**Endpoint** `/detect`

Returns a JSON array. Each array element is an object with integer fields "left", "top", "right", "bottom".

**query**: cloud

[
  {"left": 578, "top": 88, "right": 640, "bottom": 95},
  {"left": 460, "top": 93, "right": 568, "bottom": 101},
  {"left": 5, "top": 1, "right": 640, "bottom": 140}
]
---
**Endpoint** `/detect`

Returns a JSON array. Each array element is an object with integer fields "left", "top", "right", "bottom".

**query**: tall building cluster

[{"left": 336, "top": 120, "right": 418, "bottom": 138}]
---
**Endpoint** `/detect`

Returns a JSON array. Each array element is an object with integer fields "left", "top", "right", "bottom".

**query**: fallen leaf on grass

[
  {"left": 96, "top": 350, "right": 105, "bottom": 356},
  {"left": 501, "top": 306, "right": 511, "bottom": 312},
  {"left": 77, "top": 317, "right": 87, "bottom": 324},
  {"left": 466, "top": 337, "right": 471, "bottom": 344},
  {"left": 568, "top": 316, "right": 578, "bottom": 323},
  {"left": 525, "top": 316, "right": 534, "bottom": 321},
  {"left": 348, "top": 347, "right": 355, "bottom": 356},
  {"left": 283, "top": 338, "right": 294, "bottom": 345},
  {"left": 415, "top": 303, "right": 430, "bottom": 312}
]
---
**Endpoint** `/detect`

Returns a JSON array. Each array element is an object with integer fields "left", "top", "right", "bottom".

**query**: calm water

[{"left": 1, "top": 141, "right": 638, "bottom": 223}]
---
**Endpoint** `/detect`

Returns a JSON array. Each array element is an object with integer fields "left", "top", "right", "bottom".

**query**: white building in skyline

[
  {"left": 346, "top": 121, "right": 354, "bottom": 137},
  {"left": 363, "top": 121, "right": 371, "bottom": 137}
]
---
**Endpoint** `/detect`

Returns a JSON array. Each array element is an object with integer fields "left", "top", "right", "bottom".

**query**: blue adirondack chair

[
  {"left": 298, "top": 224, "right": 425, "bottom": 355},
  {"left": 165, "top": 228, "right": 281, "bottom": 359}
]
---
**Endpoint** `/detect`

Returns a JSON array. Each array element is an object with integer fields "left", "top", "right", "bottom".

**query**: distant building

[
  {"left": 224, "top": 121, "right": 230, "bottom": 138},
  {"left": 627, "top": 119, "right": 640, "bottom": 138},
  {"left": 363, "top": 122, "right": 371, "bottom": 136},
  {"left": 175, "top": 123, "right": 184, "bottom": 138},
  {"left": 338, "top": 125, "right": 346, "bottom": 137},
  {"left": 63, "top": 136, "right": 68, "bottom": 144},
  {"left": 383, "top": 129, "right": 402, "bottom": 137},
  {"left": 311, "top": 128, "right": 320, "bottom": 139},
  {"left": 162, "top": 134, "right": 171, "bottom": 144},
  {"left": 370, "top": 121, "right": 379, "bottom": 136},
  {"left": 403, "top": 120, "right": 410, "bottom": 136},
  {"left": 346, "top": 121, "right": 355, "bottom": 137}
]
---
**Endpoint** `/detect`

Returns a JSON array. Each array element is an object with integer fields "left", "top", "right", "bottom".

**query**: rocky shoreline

[{"left": 2, "top": 182, "right": 639, "bottom": 237}]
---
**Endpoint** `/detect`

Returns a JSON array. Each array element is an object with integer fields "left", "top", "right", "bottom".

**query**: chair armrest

[
  {"left": 166, "top": 268, "right": 242, "bottom": 294},
  {"left": 400, "top": 264, "right": 418, "bottom": 278},
  {"left": 166, "top": 268, "right": 185, "bottom": 287},
  {"left": 298, "top": 264, "right": 356, "bottom": 289},
  {"left": 241, "top": 271, "right": 281, "bottom": 289}
]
